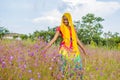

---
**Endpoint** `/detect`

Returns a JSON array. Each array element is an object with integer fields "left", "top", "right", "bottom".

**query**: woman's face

[{"left": 63, "top": 16, "right": 69, "bottom": 26}]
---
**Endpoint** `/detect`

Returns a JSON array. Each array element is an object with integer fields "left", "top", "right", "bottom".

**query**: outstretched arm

[
  {"left": 43, "top": 31, "right": 59, "bottom": 51},
  {"left": 76, "top": 35, "right": 87, "bottom": 56}
]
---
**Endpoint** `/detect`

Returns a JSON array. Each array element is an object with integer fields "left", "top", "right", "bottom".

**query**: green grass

[{"left": 0, "top": 39, "right": 120, "bottom": 80}]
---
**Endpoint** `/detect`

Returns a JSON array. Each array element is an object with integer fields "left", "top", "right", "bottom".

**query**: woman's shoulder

[{"left": 56, "top": 26, "right": 60, "bottom": 31}]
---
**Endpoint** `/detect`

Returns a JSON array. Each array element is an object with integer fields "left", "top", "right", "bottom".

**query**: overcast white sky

[{"left": 0, "top": 0, "right": 120, "bottom": 34}]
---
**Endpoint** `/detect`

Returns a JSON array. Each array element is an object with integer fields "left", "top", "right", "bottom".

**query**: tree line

[{"left": 1, "top": 13, "right": 120, "bottom": 49}]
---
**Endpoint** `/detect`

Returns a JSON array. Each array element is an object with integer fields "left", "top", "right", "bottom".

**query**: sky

[{"left": 0, "top": 0, "right": 120, "bottom": 35}]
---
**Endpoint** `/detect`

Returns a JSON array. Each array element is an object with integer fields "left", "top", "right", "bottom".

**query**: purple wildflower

[
  {"left": 34, "top": 44, "right": 39, "bottom": 49},
  {"left": 0, "top": 58, "right": 2, "bottom": 63},
  {"left": 9, "top": 56, "right": 14, "bottom": 61},
  {"left": 37, "top": 73, "right": 41, "bottom": 78},
  {"left": 100, "top": 72, "right": 103, "bottom": 76},
  {"left": 23, "top": 64, "right": 27, "bottom": 68},
  {"left": 28, "top": 52, "right": 34, "bottom": 57},
  {"left": 2, "top": 61, "right": 6, "bottom": 68},
  {"left": 30, "top": 78, "right": 34, "bottom": 80},
  {"left": 49, "top": 67, "right": 52, "bottom": 70},
  {"left": 28, "top": 70, "right": 32, "bottom": 73},
  {"left": 96, "top": 67, "right": 98, "bottom": 71}
]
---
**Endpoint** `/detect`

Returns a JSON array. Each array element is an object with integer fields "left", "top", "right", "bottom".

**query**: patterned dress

[{"left": 56, "top": 26, "right": 83, "bottom": 72}]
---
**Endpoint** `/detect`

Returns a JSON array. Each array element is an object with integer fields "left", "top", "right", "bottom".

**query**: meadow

[{"left": 0, "top": 39, "right": 120, "bottom": 80}]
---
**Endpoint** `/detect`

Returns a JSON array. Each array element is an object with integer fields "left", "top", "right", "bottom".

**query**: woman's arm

[
  {"left": 76, "top": 35, "right": 87, "bottom": 55},
  {"left": 43, "top": 31, "right": 60, "bottom": 51}
]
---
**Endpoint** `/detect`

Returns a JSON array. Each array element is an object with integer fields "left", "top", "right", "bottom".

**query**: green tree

[
  {"left": 0, "top": 27, "right": 9, "bottom": 40},
  {"left": 103, "top": 31, "right": 120, "bottom": 48},
  {"left": 75, "top": 13, "right": 104, "bottom": 45},
  {"left": 13, "top": 35, "right": 19, "bottom": 39},
  {"left": 20, "top": 34, "right": 28, "bottom": 40}
]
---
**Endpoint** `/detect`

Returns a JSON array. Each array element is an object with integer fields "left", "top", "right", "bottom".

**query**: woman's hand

[
  {"left": 83, "top": 50, "right": 87, "bottom": 56},
  {"left": 84, "top": 51, "right": 89, "bottom": 58},
  {"left": 40, "top": 46, "right": 48, "bottom": 58},
  {"left": 42, "top": 46, "right": 48, "bottom": 53},
  {"left": 40, "top": 31, "right": 59, "bottom": 54}
]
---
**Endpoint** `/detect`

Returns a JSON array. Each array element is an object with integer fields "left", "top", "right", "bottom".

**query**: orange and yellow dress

[{"left": 56, "top": 13, "right": 83, "bottom": 72}]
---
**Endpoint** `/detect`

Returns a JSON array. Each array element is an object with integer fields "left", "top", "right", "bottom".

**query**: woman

[{"left": 44, "top": 12, "right": 87, "bottom": 79}]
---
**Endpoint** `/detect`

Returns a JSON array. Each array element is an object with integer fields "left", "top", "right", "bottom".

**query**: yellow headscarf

[{"left": 60, "top": 12, "right": 80, "bottom": 55}]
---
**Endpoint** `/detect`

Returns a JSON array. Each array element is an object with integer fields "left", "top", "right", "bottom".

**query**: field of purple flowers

[{"left": 0, "top": 39, "right": 120, "bottom": 80}]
